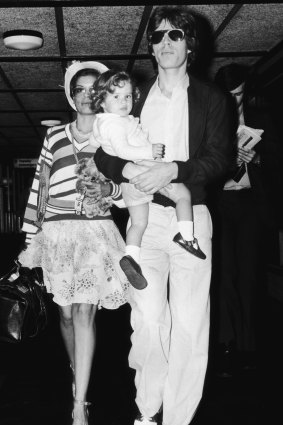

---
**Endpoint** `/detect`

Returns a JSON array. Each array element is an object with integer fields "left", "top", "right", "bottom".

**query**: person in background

[
  {"left": 19, "top": 61, "right": 129, "bottom": 425},
  {"left": 213, "top": 63, "right": 268, "bottom": 375},
  {"left": 93, "top": 6, "right": 231, "bottom": 425},
  {"left": 91, "top": 69, "right": 206, "bottom": 290}
]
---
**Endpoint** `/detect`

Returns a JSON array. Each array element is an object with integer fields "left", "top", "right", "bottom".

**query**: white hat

[{"left": 64, "top": 61, "right": 108, "bottom": 110}]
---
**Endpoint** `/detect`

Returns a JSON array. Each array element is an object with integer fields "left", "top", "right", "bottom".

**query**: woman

[{"left": 19, "top": 61, "right": 129, "bottom": 425}]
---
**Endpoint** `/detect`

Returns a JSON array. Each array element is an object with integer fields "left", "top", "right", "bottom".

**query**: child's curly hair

[{"left": 92, "top": 70, "right": 140, "bottom": 113}]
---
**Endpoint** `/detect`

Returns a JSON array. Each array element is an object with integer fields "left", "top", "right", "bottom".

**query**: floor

[
  {"left": 0, "top": 231, "right": 280, "bottom": 425},
  {"left": 0, "top": 300, "right": 262, "bottom": 425}
]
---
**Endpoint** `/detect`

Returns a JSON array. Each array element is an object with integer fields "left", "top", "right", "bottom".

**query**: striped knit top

[{"left": 22, "top": 123, "right": 122, "bottom": 244}]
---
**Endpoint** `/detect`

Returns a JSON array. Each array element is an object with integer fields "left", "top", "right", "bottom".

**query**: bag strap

[
  {"left": 35, "top": 128, "right": 53, "bottom": 227},
  {"left": 29, "top": 275, "right": 48, "bottom": 337},
  {"left": 0, "top": 259, "right": 20, "bottom": 282}
]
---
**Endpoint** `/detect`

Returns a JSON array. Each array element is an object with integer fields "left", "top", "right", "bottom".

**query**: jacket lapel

[{"left": 188, "top": 76, "right": 206, "bottom": 158}]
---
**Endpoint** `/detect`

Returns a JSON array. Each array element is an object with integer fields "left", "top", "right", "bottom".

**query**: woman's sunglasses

[
  {"left": 149, "top": 29, "right": 185, "bottom": 45},
  {"left": 72, "top": 86, "right": 96, "bottom": 97}
]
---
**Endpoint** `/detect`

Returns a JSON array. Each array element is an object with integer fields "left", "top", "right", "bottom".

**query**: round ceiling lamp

[
  {"left": 41, "top": 119, "right": 62, "bottom": 127},
  {"left": 3, "top": 30, "right": 43, "bottom": 50}
]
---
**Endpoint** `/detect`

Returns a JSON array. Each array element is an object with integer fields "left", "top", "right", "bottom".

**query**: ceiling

[{"left": 0, "top": 1, "right": 283, "bottom": 159}]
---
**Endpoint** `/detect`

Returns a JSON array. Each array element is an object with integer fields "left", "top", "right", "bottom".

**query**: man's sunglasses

[{"left": 149, "top": 29, "right": 185, "bottom": 45}]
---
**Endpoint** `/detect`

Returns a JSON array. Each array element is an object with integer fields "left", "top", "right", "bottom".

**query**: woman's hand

[
  {"left": 129, "top": 161, "right": 178, "bottom": 195},
  {"left": 237, "top": 147, "right": 256, "bottom": 166},
  {"left": 83, "top": 181, "right": 111, "bottom": 200}
]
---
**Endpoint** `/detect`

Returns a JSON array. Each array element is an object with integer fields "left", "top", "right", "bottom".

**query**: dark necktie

[{"left": 232, "top": 163, "right": 246, "bottom": 182}]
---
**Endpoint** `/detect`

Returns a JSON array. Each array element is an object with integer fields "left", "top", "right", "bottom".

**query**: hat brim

[{"left": 65, "top": 61, "right": 108, "bottom": 111}]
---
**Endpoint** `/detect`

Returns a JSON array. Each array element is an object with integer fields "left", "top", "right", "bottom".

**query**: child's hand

[{"left": 152, "top": 143, "right": 165, "bottom": 159}]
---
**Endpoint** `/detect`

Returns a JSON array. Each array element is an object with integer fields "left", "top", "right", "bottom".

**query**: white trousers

[{"left": 128, "top": 203, "right": 212, "bottom": 425}]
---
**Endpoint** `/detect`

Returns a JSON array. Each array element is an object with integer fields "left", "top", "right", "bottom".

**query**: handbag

[{"left": 0, "top": 260, "right": 48, "bottom": 343}]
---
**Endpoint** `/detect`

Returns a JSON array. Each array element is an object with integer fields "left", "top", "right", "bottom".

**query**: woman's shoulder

[
  {"left": 45, "top": 124, "right": 69, "bottom": 143},
  {"left": 46, "top": 123, "right": 67, "bottom": 136}
]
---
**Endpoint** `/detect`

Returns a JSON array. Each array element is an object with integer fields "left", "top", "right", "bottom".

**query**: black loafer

[
  {"left": 173, "top": 233, "right": 206, "bottom": 260},
  {"left": 119, "top": 255, "right": 148, "bottom": 290}
]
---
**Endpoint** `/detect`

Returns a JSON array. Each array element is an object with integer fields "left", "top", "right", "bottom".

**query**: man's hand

[
  {"left": 129, "top": 161, "right": 178, "bottom": 195},
  {"left": 122, "top": 162, "right": 149, "bottom": 180},
  {"left": 237, "top": 147, "right": 256, "bottom": 166}
]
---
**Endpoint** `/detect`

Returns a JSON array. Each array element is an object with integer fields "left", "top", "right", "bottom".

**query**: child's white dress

[{"left": 92, "top": 113, "right": 154, "bottom": 207}]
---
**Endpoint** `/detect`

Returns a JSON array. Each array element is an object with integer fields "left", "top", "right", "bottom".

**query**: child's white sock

[
  {"left": 178, "top": 221, "right": 194, "bottom": 241},
  {"left": 125, "top": 245, "right": 140, "bottom": 264}
]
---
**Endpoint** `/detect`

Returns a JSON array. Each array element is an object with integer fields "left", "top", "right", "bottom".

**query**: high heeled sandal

[{"left": 72, "top": 399, "right": 92, "bottom": 425}]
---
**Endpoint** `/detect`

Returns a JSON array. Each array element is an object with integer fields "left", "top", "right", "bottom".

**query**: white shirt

[{"left": 140, "top": 74, "right": 190, "bottom": 162}]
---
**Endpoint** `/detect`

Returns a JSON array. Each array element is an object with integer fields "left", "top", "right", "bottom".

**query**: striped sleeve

[
  {"left": 109, "top": 182, "right": 122, "bottom": 200},
  {"left": 109, "top": 181, "right": 125, "bottom": 208},
  {"left": 21, "top": 129, "right": 53, "bottom": 243}
]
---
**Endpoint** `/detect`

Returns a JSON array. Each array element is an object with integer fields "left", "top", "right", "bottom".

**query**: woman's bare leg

[
  {"left": 72, "top": 303, "right": 97, "bottom": 425},
  {"left": 59, "top": 305, "right": 75, "bottom": 369}
]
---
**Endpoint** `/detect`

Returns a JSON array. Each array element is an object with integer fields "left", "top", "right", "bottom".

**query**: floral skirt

[{"left": 19, "top": 220, "right": 129, "bottom": 309}]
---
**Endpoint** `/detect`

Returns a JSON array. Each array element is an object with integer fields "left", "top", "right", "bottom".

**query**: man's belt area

[{"left": 153, "top": 192, "right": 176, "bottom": 208}]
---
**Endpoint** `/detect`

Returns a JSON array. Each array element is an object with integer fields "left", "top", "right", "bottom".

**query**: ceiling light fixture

[
  {"left": 41, "top": 119, "right": 62, "bottom": 127},
  {"left": 3, "top": 30, "right": 43, "bottom": 50}
]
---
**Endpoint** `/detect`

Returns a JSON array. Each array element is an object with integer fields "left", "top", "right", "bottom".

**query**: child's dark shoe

[
  {"left": 173, "top": 233, "right": 206, "bottom": 260},
  {"left": 119, "top": 255, "right": 148, "bottom": 290}
]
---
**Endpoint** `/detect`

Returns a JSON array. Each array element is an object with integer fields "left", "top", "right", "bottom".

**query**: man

[
  {"left": 213, "top": 63, "right": 269, "bottom": 375},
  {"left": 94, "top": 6, "right": 231, "bottom": 425}
]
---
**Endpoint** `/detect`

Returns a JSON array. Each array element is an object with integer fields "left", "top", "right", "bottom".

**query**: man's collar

[{"left": 155, "top": 73, "right": 190, "bottom": 95}]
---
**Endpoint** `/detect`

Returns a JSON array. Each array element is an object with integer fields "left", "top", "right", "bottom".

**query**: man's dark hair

[
  {"left": 70, "top": 68, "right": 101, "bottom": 98},
  {"left": 147, "top": 5, "right": 198, "bottom": 64},
  {"left": 214, "top": 63, "right": 249, "bottom": 92},
  {"left": 92, "top": 70, "right": 140, "bottom": 113}
]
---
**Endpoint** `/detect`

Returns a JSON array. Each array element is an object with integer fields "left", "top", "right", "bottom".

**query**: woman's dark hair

[
  {"left": 147, "top": 6, "right": 198, "bottom": 64},
  {"left": 92, "top": 70, "right": 140, "bottom": 113},
  {"left": 70, "top": 68, "right": 101, "bottom": 98}
]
